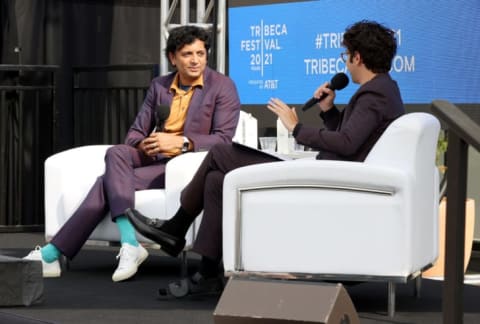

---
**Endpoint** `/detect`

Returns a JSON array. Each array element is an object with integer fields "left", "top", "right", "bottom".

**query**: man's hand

[
  {"left": 266, "top": 97, "right": 299, "bottom": 132},
  {"left": 138, "top": 133, "right": 184, "bottom": 157},
  {"left": 313, "top": 81, "right": 336, "bottom": 112}
]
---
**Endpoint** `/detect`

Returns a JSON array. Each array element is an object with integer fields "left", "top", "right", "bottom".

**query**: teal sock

[
  {"left": 115, "top": 215, "right": 139, "bottom": 246},
  {"left": 41, "top": 243, "right": 61, "bottom": 263}
]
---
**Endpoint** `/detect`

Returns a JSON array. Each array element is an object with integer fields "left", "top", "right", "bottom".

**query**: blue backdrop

[{"left": 228, "top": 0, "right": 480, "bottom": 104}]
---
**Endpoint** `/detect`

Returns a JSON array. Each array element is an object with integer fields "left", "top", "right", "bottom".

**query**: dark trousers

[
  {"left": 51, "top": 144, "right": 168, "bottom": 259},
  {"left": 181, "top": 143, "right": 280, "bottom": 260}
]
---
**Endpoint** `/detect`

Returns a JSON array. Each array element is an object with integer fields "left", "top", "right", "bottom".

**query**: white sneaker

[
  {"left": 112, "top": 243, "right": 149, "bottom": 282},
  {"left": 23, "top": 246, "right": 61, "bottom": 278}
]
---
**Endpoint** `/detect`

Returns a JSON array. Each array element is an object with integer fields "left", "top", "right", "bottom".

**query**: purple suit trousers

[{"left": 50, "top": 145, "right": 167, "bottom": 258}]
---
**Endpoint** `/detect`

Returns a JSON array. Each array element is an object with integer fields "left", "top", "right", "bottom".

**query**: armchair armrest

[
  {"left": 44, "top": 145, "right": 112, "bottom": 239},
  {"left": 164, "top": 151, "right": 208, "bottom": 217},
  {"left": 223, "top": 159, "right": 410, "bottom": 194}
]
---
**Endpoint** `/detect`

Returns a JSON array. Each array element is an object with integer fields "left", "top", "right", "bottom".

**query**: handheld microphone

[
  {"left": 152, "top": 104, "right": 171, "bottom": 132},
  {"left": 301, "top": 73, "right": 349, "bottom": 111}
]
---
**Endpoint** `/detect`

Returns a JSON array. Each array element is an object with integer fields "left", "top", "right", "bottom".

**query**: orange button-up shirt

[{"left": 162, "top": 73, "right": 203, "bottom": 156}]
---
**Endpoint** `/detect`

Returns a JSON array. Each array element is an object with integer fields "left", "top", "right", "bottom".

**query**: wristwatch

[{"left": 181, "top": 136, "right": 190, "bottom": 153}]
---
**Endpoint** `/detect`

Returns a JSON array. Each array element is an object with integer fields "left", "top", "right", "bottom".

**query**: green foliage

[{"left": 436, "top": 129, "right": 448, "bottom": 171}]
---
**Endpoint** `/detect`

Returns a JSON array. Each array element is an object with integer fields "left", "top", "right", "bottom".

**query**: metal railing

[
  {"left": 0, "top": 64, "right": 157, "bottom": 230},
  {"left": 430, "top": 100, "right": 480, "bottom": 324},
  {"left": 72, "top": 64, "right": 158, "bottom": 145},
  {"left": 0, "top": 65, "right": 59, "bottom": 231}
]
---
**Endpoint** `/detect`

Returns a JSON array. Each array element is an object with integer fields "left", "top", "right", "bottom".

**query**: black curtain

[{"left": 0, "top": 0, "right": 161, "bottom": 228}]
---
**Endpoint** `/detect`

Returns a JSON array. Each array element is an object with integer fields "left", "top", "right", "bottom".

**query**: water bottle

[{"left": 277, "top": 118, "right": 290, "bottom": 154}]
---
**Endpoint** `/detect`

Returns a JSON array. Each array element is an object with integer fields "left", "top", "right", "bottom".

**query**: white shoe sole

[{"left": 43, "top": 269, "right": 61, "bottom": 278}]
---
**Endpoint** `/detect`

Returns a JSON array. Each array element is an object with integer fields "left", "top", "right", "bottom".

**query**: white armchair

[
  {"left": 44, "top": 110, "right": 258, "bottom": 251},
  {"left": 222, "top": 112, "right": 441, "bottom": 317}
]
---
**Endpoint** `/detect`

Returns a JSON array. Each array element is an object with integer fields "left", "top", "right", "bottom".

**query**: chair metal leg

[
  {"left": 414, "top": 276, "right": 422, "bottom": 298},
  {"left": 180, "top": 251, "right": 188, "bottom": 278},
  {"left": 61, "top": 255, "right": 69, "bottom": 271},
  {"left": 388, "top": 281, "right": 396, "bottom": 318}
]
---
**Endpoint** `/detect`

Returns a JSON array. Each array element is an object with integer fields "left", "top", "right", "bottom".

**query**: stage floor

[{"left": 1, "top": 232, "right": 480, "bottom": 324}]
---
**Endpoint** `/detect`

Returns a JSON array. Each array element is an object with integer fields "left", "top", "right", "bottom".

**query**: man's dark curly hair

[
  {"left": 342, "top": 20, "right": 397, "bottom": 73},
  {"left": 165, "top": 25, "right": 211, "bottom": 60}
]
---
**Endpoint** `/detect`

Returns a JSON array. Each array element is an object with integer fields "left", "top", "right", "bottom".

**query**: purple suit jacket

[
  {"left": 294, "top": 73, "right": 405, "bottom": 162},
  {"left": 124, "top": 66, "right": 241, "bottom": 158}
]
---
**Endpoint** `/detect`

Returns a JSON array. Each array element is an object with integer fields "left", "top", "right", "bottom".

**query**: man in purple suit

[{"left": 24, "top": 25, "right": 241, "bottom": 282}]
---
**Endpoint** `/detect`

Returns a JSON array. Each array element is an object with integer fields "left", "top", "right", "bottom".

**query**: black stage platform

[{"left": 1, "top": 232, "right": 480, "bottom": 324}]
